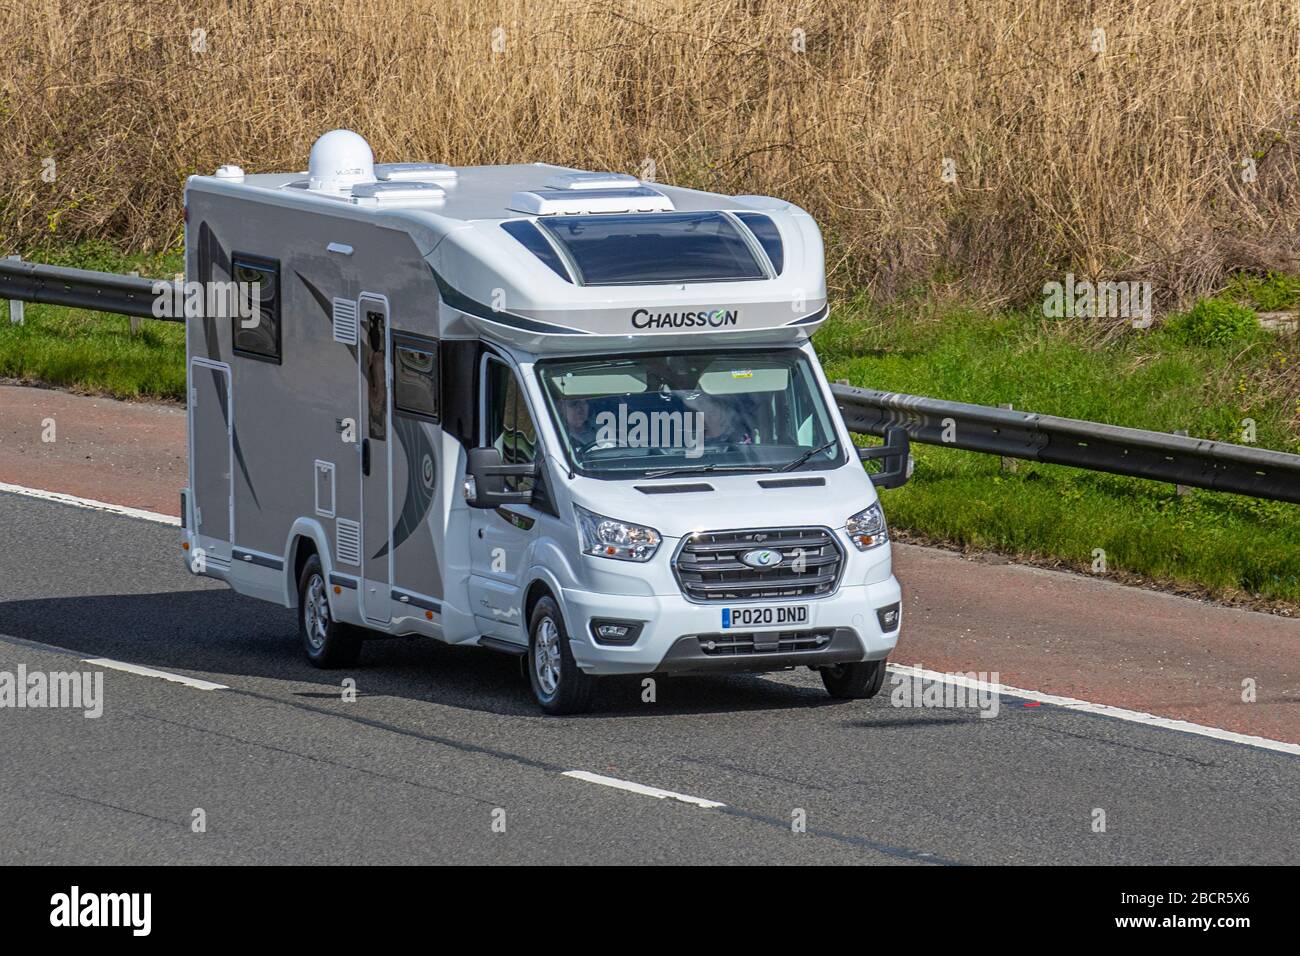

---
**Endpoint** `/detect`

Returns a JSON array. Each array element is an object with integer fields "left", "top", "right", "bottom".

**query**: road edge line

[
  {"left": 0, "top": 481, "right": 178, "bottom": 526},
  {"left": 888, "top": 663, "right": 1300, "bottom": 757}
]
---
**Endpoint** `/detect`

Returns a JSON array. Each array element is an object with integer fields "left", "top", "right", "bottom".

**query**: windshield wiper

[
  {"left": 643, "top": 463, "right": 775, "bottom": 479},
  {"left": 779, "top": 438, "right": 838, "bottom": 473}
]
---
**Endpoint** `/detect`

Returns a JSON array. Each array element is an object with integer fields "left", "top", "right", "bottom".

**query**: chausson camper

[{"left": 180, "top": 129, "right": 910, "bottom": 713}]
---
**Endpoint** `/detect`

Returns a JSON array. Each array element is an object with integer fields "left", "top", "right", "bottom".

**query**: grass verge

[{"left": 820, "top": 295, "right": 1300, "bottom": 609}]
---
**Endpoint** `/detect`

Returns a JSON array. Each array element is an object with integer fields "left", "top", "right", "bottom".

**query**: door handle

[{"left": 362, "top": 438, "right": 371, "bottom": 477}]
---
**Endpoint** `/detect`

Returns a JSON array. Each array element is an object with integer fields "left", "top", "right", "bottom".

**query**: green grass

[
  {"left": 3, "top": 243, "right": 1299, "bottom": 605},
  {"left": 817, "top": 296, "right": 1300, "bottom": 606},
  {"left": 0, "top": 242, "right": 186, "bottom": 400}
]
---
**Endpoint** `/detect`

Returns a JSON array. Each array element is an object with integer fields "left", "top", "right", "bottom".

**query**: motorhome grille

[
  {"left": 696, "top": 629, "right": 835, "bottom": 655},
  {"left": 673, "top": 527, "right": 843, "bottom": 602},
  {"left": 335, "top": 518, "right": 361, "bottom": 567},
  {"left": 331, "top": 298, "right": 358, "bottom": 345}
]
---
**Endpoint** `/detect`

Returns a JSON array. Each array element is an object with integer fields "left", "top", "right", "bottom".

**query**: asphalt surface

[{"left": 0, "top": 491, "right": 1297, "bottom": 864}]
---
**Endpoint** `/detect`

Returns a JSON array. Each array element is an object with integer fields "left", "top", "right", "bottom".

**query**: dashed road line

[
  {"left": 561, "top": 770, "right": 726, "bottom": 808},
  {"left": 82, "top": 657, "right": 228, "bottom": 691}
]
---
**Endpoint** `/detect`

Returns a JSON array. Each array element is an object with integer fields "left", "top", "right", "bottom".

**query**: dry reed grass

[{"left": 2, "top": 0, "right": 1299, "bottom": 304}]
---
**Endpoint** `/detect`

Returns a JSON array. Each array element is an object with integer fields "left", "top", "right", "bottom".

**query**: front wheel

[
  {"left": 298, "top": 554, "right": 363, "bottom": 668},
  {"left": 528, "top": 596, "right": 596, "bottom": 715},
  {"left": 821, "top": 658, "right": 888, "bottom": 700}
]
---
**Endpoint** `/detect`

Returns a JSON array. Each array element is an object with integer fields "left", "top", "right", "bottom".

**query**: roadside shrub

[{"left": 1163, "top": 299, "right": 1261, "bottom": 348}]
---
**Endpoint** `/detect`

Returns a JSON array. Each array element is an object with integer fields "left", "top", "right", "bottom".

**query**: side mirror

[
  {"left": 858, "top": 426, "right": 913, "bottom": 489},
  {"left": 464, "top": 447, "right": 537, "bottom": 508}
]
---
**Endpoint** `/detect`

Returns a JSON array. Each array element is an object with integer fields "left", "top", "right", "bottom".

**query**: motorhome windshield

[
  {"left": 537, "top": 350, "right": 842, "bottom": 479},
  {"left": 536, "top": 212, "right": 767, "bottom": 285}
]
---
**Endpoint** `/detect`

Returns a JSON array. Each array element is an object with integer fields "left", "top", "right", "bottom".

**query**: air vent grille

[
  {"left": 335, "top": 518, "right": 361, "bottom": 566},
  {"left": 332, "top": 298, "right": 358, "bottom": 345}
]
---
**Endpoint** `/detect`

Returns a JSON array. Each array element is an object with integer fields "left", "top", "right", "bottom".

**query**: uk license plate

[{"left": 722, "top": 605, "right": 808, "bottom": 629}]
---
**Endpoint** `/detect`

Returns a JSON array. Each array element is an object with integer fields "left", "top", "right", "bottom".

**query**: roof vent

[
  {"left": 308, "top": 129, "right": 375, "bottom": 193},
  {"left": 351, "top": 181, "right": 447, "bottom": 205},
  {"left": 214, "top": 164, "right": 245, "bottom": 182},
  {"left": 544, "top": 171, "right": 639, "bottom": 191},
  {"left": 375, "top": 162, "right": 458, "bottom": 184},
  {"left": 508, "top": 186, "right": 673, "bottom": 216}
]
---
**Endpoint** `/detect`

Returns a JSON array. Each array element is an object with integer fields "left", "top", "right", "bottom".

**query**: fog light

[
  {"left": 590, "top": 619, "right": 644, "bottom": 646},
  {"left": 876, "top": 603, "right": 901, "bottom": 632}
]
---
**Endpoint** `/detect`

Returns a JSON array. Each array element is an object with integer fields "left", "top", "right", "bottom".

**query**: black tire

[
  {"left": 297, "top": 553, "right": 363, "bottom": 668},
  {"left": 527, "top": 595, "right": 596, "bottom": 715},
  {"left": 821, "top": 658, "right": 888, "bottom": 700}
]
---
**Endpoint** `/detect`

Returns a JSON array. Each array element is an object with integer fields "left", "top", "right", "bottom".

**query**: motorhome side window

[
  {"left": 230, "top": 253, "right": 281, "bottom": 363},
  {"left": 484, "top": 358, "right": 536, "bottom": 492},
  {"left": 393, "top": 334, "right": 439, "bottom": 421}
]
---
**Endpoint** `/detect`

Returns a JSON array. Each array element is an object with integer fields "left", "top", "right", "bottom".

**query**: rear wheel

[
  {"left": 821, "top": 658, "right": 888, "bottom": 700},
  {"left": 528, "top": 596, "right": 596, "bottom": 715},
  {"left": 298, "top": 553, "right": 363, "bottom": 668}
]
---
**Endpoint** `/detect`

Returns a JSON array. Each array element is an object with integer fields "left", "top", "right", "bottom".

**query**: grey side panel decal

[
  {"left": 429, "top": 267, "right": 588, "bottom": 335},
  {"left": 373, "top": 414, "right": 437, "bottom": 559},
  {"left": 196, "top": 220, "right": 261, "bottom": 511},
  {"left": 785, "top": 304, "right": 829, "bottom": 326},
  {"left": 297, "top": 271, "right": 358, "bottom": 361}
]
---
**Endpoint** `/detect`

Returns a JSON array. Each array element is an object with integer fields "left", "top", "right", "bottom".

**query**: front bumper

[{"left": 560, "top": 577, "right": 902, "bottom": 676}]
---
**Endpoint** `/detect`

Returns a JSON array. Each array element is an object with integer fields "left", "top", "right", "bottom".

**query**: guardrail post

[
  {"left": 128, "top": 271, "right": 141, "bottom": 335},
  {"left": 7, "top": 255, "right": 23, "bottom": 325},
  {"left": 1000, "top": 404, "right": 1018, "bottom": 472}
]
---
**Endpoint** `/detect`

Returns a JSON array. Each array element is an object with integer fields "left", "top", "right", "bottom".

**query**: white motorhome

[{"left": 180, "top": 129, "right": 909, "bottom": 713}]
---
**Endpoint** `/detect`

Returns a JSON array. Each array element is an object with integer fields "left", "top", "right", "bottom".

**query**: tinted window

[
  {"left": 393, "top": 334, "right": 439, "bottom": 421},
  {"left": 538, "top": 212, "right": 766, "bottom": 285},
  {"left": 484, "top": 359, "right": 537, "bottom": 492},
  {"left": 363, "top": 309, "right": 386, "bottom": 441},
  {"left": 231, "top": 254, "right": 281, "bottom": 362},
  {"left": 501, "top": 220, "right": 572, "bottom": 282},
  {"left": 735, "top": 212, "right": 784, "bottom": 274}
]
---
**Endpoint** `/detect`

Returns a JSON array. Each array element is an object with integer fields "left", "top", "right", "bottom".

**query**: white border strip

[
  {"left": 888, "top": 664, "right": 1300, "bottom": 757},
  {"left": 83, "top": 657, "right": 228, "bottom": 691},
  {"left": 562, "top": 770, "right": 726, "bottom": 809},
  {"left": 0, "top": 481, "right": 178, "bottom": 526}
]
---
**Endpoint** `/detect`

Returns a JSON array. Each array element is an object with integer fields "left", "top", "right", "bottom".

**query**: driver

[{"left": 693, "top": 394, "right": 753, "bottom": 446}]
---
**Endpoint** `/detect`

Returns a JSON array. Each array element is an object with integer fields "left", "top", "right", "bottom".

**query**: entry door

[
  {"left": 468, "top": 355, "right": 542, "bottom": 640},
  {"left": 189, "top": 358, "right": 233, "bottom": 545},
  {"left": 359, "top": 295, "right": 392, "bottom": 624}
]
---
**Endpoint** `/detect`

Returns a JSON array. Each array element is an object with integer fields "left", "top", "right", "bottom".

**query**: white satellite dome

[{"left": 307, "top": 129, "right": 375, "bottom": 193}]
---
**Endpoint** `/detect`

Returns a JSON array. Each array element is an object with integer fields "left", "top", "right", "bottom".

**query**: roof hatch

[
  {"left": 375, "top": 162, "right": 458, "bottom": 184},
  {"left": 508, "top": 186, "right": 674, "bottom": 216}
]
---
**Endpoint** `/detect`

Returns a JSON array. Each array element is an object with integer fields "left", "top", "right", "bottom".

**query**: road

[{"left": 1, "top": 490, "right": 1296, "bottom": 864}]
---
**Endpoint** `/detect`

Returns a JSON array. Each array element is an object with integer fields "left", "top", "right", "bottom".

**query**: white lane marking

[
  {"left": 0, "top": 481, "right": 178, "bottom": 526},
  {"left": 888, "top": 664, "right": 1300, "bottom": 757},
  {"left": 83, "top": 657, "right": 228, "bottom": 691},
  {"left": 562, "top": 770, "right": 726, "bottom": 809}
]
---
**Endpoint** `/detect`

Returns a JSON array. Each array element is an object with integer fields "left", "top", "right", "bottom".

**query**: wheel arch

[
  {"left": 523, "top": 567, "right": 573, "bottom": 637},
  {"left": 283, "top": 518, "right": 333, "bottom": 609}
]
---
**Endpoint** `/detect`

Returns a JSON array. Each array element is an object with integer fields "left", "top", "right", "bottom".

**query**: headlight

[
  {"left": 575, "top": 504, "right": 662, "bottom": 562},
  {"left": 846, "top": 502, "right": 888, "bottom": 551}
]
